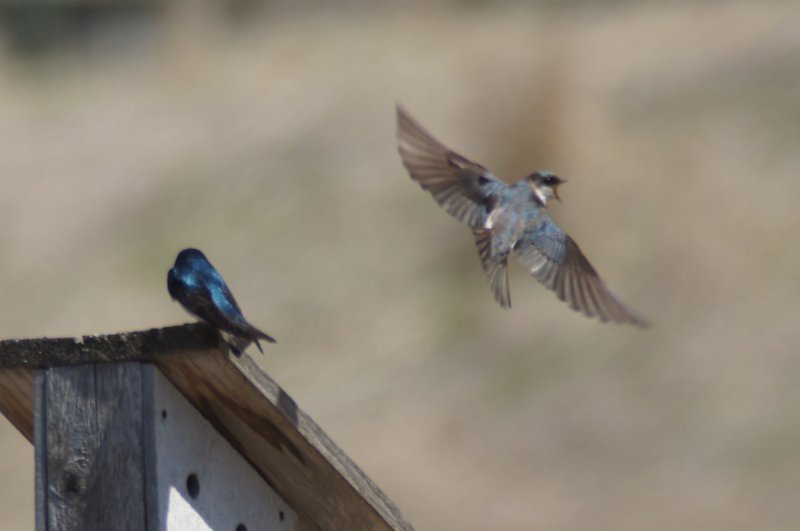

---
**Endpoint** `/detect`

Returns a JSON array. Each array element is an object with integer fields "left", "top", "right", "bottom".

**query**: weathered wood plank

[
  {"left": 0, "top": 323, "right": 222, "bottom": 370},
  {"left": 0, "top": 325, "right": 414, "bottom": 531},
  {"left": 34, "top": 371, "right": 46, "bottom": 531},
  {"left": 36, "top": 363, "right": 147, "bottom": 531}
]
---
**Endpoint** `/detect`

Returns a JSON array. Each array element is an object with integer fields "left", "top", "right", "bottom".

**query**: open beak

[{"left": 554, "top": 179, "right": 567, "bottom": 202}]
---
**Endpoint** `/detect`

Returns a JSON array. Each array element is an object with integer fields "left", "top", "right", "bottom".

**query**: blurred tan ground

[{"left": 1, "top": 1, "right": 800, "bottom": 529}]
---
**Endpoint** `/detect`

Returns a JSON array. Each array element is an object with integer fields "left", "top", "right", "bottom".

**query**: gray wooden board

[
  {"left": 0, "top": 324, "right": 414, "bottom": 531},
  {"left": 35, "top": 363, "right": 147, "bottom": 531},
  {"left": 34, "top": 371, "right": 46, "bottom": 531}
]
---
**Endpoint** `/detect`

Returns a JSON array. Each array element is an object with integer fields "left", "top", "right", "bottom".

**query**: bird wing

[
  {"left": 174, "top": 281, "right": 238, "bottom": 333},
  {"left": 206, "top": 276, "right": 277, "bottom": 345},
  {"left": 396, "top": 105, "right": 505, "bottom": 227},
  {"left": 514, "top": 216, "right": 648, "bottom": 326}
]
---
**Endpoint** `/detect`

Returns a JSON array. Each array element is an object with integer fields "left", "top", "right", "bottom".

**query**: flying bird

[
  {"left": 168, "top": 248, "right": 276, "bottom": 353},
  {"left": 396, "top": 105, "right": 647, "bottom": 327}
]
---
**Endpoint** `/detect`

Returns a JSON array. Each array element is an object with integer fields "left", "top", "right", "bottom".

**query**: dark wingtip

[{"left": 607, "top": 306, "right": 649, "bottom": 328}]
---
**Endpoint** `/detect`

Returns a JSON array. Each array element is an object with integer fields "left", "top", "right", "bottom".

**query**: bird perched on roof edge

[
  {"left": 168, "top": 248, "right": 277, "bottom": 353},
  {"left": 396, "top": 105, "right": 647, "bottom": 327}
]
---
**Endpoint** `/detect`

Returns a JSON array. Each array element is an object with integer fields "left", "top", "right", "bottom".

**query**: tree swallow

[
  {"left": 396, "top": 106, "right": 647, "bottom": 327},
  {"left": 168, "top": 248, "right": 277, "bottom": 353}
]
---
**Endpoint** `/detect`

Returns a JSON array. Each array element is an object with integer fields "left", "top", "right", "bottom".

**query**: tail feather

[
  {"left": 248, "top": 324, "right": 276, "bottom": 354},
  {"left": 251, "top": 326, "right": 277, "bottom": 345},
  {"left": 225, "top": 323, "right": 276, "bottom": 356},
  {"left": 473, "top": 228, "right": 511, "bottom": 308}
]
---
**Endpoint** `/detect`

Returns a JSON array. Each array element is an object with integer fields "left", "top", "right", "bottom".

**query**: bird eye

[{"left": 543, "top": 176, "right": 557, "bottom": 185}]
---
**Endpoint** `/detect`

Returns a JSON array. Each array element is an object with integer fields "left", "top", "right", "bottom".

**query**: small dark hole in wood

[
  {"left": 279, "top": 510, "right": 284, "bottom": 521},
  {"left": 161, "top": 409, "right": 167, "bottom": 420},
  {"left": 63, "top": 472, "right": 80, "bottom": 494},
  {"left": 235, "top": 525, "right": 247, "bottom": 531},
  {"left": 186, "top": 473, "right": 200, "bottom": 499}
]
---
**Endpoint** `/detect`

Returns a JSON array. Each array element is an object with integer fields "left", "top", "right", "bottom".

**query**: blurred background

[{"left": 1, "top": 1, "right": 799, "bottom": 529}]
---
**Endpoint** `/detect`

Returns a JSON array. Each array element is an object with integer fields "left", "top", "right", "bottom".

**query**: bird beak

[{"left": 555, "top": 180, "right": 567, "bottom": 202}]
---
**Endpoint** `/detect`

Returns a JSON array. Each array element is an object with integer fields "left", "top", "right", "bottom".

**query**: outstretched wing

[
  {"left": 396, "top": 105, "right": 505, "bottom": 227},
  {"left": 514, "top": 216, "right": 648, "bottom": 327}
]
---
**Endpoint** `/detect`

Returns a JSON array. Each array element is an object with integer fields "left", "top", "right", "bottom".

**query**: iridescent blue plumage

[
  {"left": 168, "top": 248, "right": 276, "bottom": 353},
  {"left": 397, "top": 105, "right": 647, "bottom": 326}
]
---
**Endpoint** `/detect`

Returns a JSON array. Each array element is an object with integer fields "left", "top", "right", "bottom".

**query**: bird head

[
  {"left": 174, "top": 248, "right": 207, "bottom": 266},
  {"left": 526, "top": 171, "right": 566, "bottom": 205}
]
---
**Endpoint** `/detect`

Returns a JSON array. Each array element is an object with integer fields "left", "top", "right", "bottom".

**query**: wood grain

[
  {"left": 36, "top": 363, "right": 147, "bottom": 531},
  {"left": 0, "top": 368, "right": 34, "bottom": 440}
]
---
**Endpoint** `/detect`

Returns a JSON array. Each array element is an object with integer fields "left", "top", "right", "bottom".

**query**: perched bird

[
  {"left": 396, "top": 106, "right": 647, "bottom": 327},
  {"left": 168, "top": 248, "right": 276, "bottom": 353}
]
